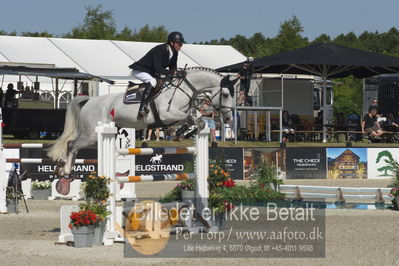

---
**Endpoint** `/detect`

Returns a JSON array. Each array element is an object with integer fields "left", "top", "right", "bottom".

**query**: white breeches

[{"left": 131, "top": 70, "right": 157, "bottom": 87}]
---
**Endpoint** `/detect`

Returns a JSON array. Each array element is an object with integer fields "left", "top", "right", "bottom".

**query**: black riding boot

[{"left": 138, "top": 83, "right": 154, "bottom": 119}]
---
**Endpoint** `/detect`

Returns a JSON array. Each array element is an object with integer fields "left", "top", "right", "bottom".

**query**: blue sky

[{"left": 2, "top": 0, "right": 399, "bottom": 43}]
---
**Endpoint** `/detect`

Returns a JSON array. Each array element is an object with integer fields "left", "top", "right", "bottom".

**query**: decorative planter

[
  {"left": 92, "top": 220, "right": 106, "bottom": 246},
  {"left": 181, "top": 190, "right": 195, "bottom": 203},
  {"left": 31, "top": 189, "right": 51, "bottom": 200},
  {"left": 72, "top": 225, "right": 94, "bottom": 248},
  {"left": 6, "top": 200, "right": 17, "bottom": 213}
]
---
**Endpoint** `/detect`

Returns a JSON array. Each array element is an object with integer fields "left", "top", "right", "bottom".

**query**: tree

[
  {"left": 312, "top": 34, "right": 331, "bottom": 44},
  {"left": 248, "top": 33, "right": 273, "bottom": 58},
  {"left": 333, "top": 32, "right": 359, "bottom": 48},
  {"left": 131, "top": 25, "right": 168, "bottom": 42},
  {"left": 0, "top": 30, "right": 17, "bottom": 36},
  {"left": 64, "top": 4, "right": 116, "bottom": 40},
  {"left": 271, "top": 16, "right": 308, "bottom": 54},
  {"left": 21, "top": 31, "right": 53, "bottom": 37},
  {"left": 114, "top": 26, "right": 135, "bottom": 41},
  {"left": 332, "top": 76, "right": 362, "bottom": 118}
]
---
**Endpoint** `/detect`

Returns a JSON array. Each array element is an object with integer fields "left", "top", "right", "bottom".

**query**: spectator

[
  {"left": 237, "top": 61, "right": 253, "bottom": 106},
  {"left": 282, "top": 110, "right": 295, "bottom": 142},
  {"left": 199, "top": 97, "right": 216, "bottom": 142},
  {"left": 368, "top": 99, "right": 378, "bottom": 113},
  {"left": 313, "top": 110, "right": 324, "bottom": 131},
  {"left": 335, "top": 112, "right": 347, "bottom": 131},
  {"left": 0, "top": 87, "right": 3, "bottom": 107},
  {"left": 362, "top": 107, "right": 384, "bottom": 140},
  {"left": 382, "top": 113, "right": 398, "bottom": 130},
  {"left": 4, "top": 83, "right": 21, "bottom": 108},
  {"left": 146, "top": 128, "right": 161, "bottom": 141}
]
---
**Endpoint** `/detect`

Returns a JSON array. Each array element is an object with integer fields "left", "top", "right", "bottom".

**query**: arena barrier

[
  {"left": 96, "top": 122, "right": 211, "bottom": 245},
  {"left": 280, "top": 185, "right": 393, "bottom": 205}
]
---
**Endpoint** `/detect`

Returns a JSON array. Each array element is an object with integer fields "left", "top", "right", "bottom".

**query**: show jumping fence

[{"left": 96, "top": 122, "right": 210, "bottom": 245}]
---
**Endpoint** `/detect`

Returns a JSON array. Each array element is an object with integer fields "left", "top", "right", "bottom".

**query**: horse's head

[{"left": 213, "top": 75, "right": 238, "bottom": 123}]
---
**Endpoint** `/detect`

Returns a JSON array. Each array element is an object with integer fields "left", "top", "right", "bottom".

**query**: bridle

[{"left": 165, "top": 73, "right": 232, "bottom": 117}]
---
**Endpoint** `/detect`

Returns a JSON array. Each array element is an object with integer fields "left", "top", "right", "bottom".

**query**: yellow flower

[
  {"left": 99, "top": 175, "right": 105, "bottom": 179},
  {"left": 88, "top": 175, "right": 95, "bottom": 179}
]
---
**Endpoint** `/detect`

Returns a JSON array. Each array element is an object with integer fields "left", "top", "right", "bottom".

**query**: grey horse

[{"left": 47, "top": 67, "right": 237, "bottom": 175}]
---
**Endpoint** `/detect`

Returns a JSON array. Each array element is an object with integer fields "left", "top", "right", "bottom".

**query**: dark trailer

[
  {"left": 377, "top": 75, "right": 399, "bottom": 116},
  {"left": 0, "top": 64, "right": 114, "bottom": 139}
]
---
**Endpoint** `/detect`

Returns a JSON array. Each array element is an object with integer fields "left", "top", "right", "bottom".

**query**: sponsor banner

[
  {"left": 286, "top": 148, "right": 326, "bottom": 179},
  {"left": 367, "top": 148, "right": 399, "bottom": 179},
  {"left": 243, "top": 148, "right": 286, "bottom": 180},
  {"left": 327, "top": 148, "right": 367, "bottom": 179},
  {"left": 20, "top": 148, "right": 97, "bottom": 181},
  {"left": 135, "top": 154, "right": 193, "bottom": 175},
  {"left": 210, "top": 148, "right": 243, "bottom": 180}
]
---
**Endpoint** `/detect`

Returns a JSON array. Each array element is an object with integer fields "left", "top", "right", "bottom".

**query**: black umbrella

[{"left": 217, "top": 43, "right": 399, "bottom": 141}]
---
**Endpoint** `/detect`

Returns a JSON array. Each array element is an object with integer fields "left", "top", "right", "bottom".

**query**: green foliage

[
  {"left": 387, "top": 159, "right": 399, "bottom": 188},
  {"left": 161, "top": 159, "right": 285, "bottom": 212},
  {"left": 21, "top": 31, "right": 53, "bottom": 37},
  {"left": 80, "top": 202, "right": 111, "bottom": 220},
  {"left": 311, "top": 34, "right": 331, "bottom": 44},
  {"left": 332, "top": 76, "right": 362, "bottom": 118},
  {"left": 252, "top": 160, "right": 283, "bottom": 190},
  {"left": 84, "top": 172, "right": 111, "bottom": 203},
  {"left": 64, "top": 4, "right": 116, "bottom": 39},
  {"left": 271, "top": 16, "right": 309, "bottom": 54},
  {"left": 6, "top": 186, "right": 24, "bottom": 201}
]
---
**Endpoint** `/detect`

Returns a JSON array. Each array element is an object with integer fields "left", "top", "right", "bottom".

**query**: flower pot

[
  {"left": 31, "top": 188, "right": 51, "bottom": 200},
  {"left": 181, "top": 190, "right": 195, "bottom": 203},
  {"left": 6, "top": 200, "right": 17, "bottom": 213},
  {"left": 72, "top": 225, "right": 94, "bottom": 248},
  {"left": 92, "top": 220, "right": 106, "bottom": 246}
]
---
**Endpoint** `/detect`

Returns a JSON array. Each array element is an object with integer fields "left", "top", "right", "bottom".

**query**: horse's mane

[{"left": 185, "top": 67, "right": 223, "bottom": 77}]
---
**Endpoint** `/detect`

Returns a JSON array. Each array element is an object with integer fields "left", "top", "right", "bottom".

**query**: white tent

[{"left": 0, "top": 35, "right": 246, "bottom": 99}]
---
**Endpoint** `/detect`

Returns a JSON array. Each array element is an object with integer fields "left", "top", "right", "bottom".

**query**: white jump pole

[
  {"left": 195, "top": 125, "right": 210, "bottom": 215},
  {"left": 95, "top": 122, "right": 118, "bottom": 245},
  {"left": 0, "top": 108, "right": 7, "bottom": 213}
]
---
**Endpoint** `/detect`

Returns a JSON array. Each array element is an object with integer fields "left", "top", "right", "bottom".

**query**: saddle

[
  {"left": 123, "top": 79, "right": 163, "bottom": 104},
  {"left": 55, "top": 177, "right": 75, "bottom": 195}
]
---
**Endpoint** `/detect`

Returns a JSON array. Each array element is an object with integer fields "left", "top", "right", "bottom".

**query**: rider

[{"left": 129, "top": 31, "right": 185, "bottom": 119}]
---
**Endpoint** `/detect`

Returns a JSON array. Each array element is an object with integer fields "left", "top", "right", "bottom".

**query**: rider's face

[{"left": 172, "top": 41, "right": 183, "bottom": 51}]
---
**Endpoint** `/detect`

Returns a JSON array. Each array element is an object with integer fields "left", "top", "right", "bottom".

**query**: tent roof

[
  {"left": 0, "top": 35, "right": 246, "bottom": 78},
  {"left": 217, "top": 42, "right": 399, "bottom": 78},
  {"left": 0, "top": 36, "right": 80, "bottom": 69},
  {"left": 0, "top": 65, "right": 115, "bottom": 84}
]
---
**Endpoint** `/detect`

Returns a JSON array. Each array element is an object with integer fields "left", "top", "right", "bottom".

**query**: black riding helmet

[{"left": 167, "top": 31, "right": 185, "bottom": 43}]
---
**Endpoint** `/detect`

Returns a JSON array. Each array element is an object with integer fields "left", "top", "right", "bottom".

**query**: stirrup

[{"left": 137, "top": 110, "right": 148, "bottom": 120}]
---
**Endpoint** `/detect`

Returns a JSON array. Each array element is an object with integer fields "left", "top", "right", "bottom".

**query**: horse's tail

[{"left": 47, "top": 96, "right": 90, "bottom": 162}]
